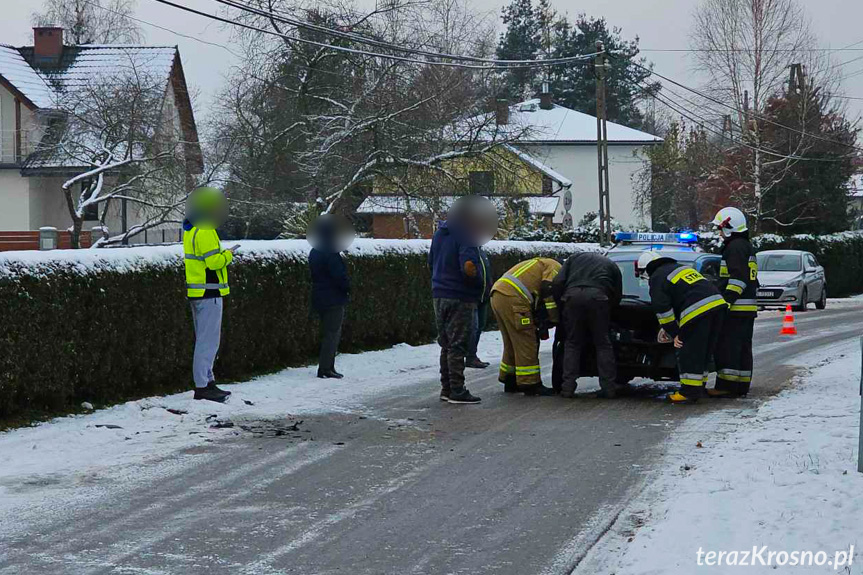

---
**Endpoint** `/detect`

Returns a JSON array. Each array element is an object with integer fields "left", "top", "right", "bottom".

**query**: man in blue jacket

[
  {"left": 309, "top": 216, "right": 352, "bottom": 379},
  {"left": 429, "top": 219, "right": 483, "bottom": 404}
]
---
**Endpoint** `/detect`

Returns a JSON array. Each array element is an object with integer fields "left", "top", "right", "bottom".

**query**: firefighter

[
  {"left": 636, "top": 251, "right": 727, "bottom": 404},
  {"left": 710, "top": 207, "right": 759, "bottom": 397},
  {"left": 490, "top": 257, "right": 561, "bottom": 396}
]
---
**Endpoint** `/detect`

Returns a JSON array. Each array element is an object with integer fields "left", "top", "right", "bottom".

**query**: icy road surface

[{"left": 1, "top": 303, "right": 863, "bottom": 574}]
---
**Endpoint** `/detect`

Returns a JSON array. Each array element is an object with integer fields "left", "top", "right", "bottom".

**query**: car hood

[{"left": 758, "top": 271, "right": 802, "bottom": 286}]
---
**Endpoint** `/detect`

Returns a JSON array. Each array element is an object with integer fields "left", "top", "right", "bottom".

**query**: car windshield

[
  {"left": 758, "top": 254, "right": 801, "bottom": 272},
  {"left": 615, "top": 260, "right": 651, "bottom": 302}
]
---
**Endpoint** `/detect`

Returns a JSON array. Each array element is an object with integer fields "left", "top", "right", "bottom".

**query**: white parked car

[{"left": 755, "top": 250, "right": 827, "bottom": 311}]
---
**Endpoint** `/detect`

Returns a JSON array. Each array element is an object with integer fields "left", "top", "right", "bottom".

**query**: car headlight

[{"left": 783, "top": 278, "right": 802, "bottom": 288}]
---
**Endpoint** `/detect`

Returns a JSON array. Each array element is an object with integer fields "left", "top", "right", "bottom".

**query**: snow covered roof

[
  {"left": 503, "top": 144, "right": 572, "bottom": 187},
  {"left": 466, "top": 99, "right": 662, "bottom": 145},
  {"left": 0, "top": 45, "right": 55, "bottom": 108},
  {"left": 22, "top": 45, "right": 177, "bottom": 96},
  {"left": 357, "top": 195, "right": 560, "bottom": 216}
]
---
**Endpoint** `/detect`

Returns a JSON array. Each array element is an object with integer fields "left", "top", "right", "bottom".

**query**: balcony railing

[{"left": 0, "top": 130, "right": 34, "bottom": 165}]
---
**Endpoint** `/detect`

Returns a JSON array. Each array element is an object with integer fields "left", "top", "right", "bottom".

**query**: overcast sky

[{"left": 2, "top": 0, "right": 861, "bottom": 123}]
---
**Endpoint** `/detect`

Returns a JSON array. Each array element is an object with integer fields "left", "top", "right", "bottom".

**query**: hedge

[{"left": 0, "top": 239, "right": 597, "bottom": 420}]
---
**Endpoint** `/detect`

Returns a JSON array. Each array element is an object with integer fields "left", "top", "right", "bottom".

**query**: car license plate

[{"left": 757, "top": 290, "right": 778, "bottom": 298}]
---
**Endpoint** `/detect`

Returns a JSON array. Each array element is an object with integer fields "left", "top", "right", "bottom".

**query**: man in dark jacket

[
  {"left": 429, "top": 220, "right": 483, "bottom": 404},
  {"left": 552, "top": 251, "right": 623, "bottom": 398},
  {"left": 309, "top": 216, "right": 352, "bottom": 379},
  {"left": 466, "top": 246, "right": 492, "bottom": 369}
]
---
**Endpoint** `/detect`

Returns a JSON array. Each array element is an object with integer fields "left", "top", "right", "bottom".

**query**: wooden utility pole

[{"left": 595, "top": 41, "right": 612, "bottom": 246}]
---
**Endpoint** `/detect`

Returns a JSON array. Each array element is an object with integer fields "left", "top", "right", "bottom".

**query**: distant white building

[
  {"left": 466, "top": 96, "right": 662, "bottom": 229},
  {"left": 0, "top": 27, "right": 201, "bottom": 247}
]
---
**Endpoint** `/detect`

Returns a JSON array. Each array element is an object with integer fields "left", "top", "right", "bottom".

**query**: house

[
  {"left": 472, "top": 94, "right": 662, "bottom": 229},
  {"left": 0, "top": 27, "right": 201, "bottom": 247},
  {"left": 359, "top": 142, "right": 571, "bottom": 239},
  {"left": 359, "top": 92, "right": 660, "bottom": 239}
]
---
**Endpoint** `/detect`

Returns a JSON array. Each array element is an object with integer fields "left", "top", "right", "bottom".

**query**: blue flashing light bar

[{"left": 614, "top": 232, "right": 699, "bottom": 244}]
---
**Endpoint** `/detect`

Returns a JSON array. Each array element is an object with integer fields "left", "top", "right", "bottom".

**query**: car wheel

[
  {"left": 796, "top": 289, "right": 808, "bottom": 312},
  {"left": 816, "top": 286, "right": 827, "bottom": 310}
]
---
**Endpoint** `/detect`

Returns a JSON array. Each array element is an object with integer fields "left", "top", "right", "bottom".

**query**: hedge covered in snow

[
  {"left": 0, "top": 239, "right": 597, "bottom": 419},
  {"left": 751, "top": 231, "right": 863, "bottom": 298}
]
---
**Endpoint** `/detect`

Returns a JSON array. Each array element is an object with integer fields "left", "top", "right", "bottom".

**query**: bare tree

[
  {"left": 47, "top": 52, "right": 194, "bottom": 247},
  {"left": 33, "top": 0, "right": 143, "bottom": 45},
  {"left": 691, "top": 0, "right": 833, "bottom": 231},
  {"left": 214, "top": 0, "right": 535, "bottom": 237}
]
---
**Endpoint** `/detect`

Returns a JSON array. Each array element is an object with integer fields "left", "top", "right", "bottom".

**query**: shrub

[{"left": 0, "top": 239, "right": 596, "bottom": 419}]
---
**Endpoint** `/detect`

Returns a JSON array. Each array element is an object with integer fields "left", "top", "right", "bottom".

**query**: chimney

[
  {"left": 539, "top": 81, "right": 553, "bottom": 110},
  {"left": 33, "top": 27, "right": 63, "bottom": 61},
  {"left": 495, "top": 98, "right": 509, "bottom": 126}
]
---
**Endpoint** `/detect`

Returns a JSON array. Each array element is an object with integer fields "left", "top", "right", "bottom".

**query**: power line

[
  {"left": 620, "top": 57, "right": 863, "bottom": 155},
  {"left": 82, "top": 0, "right": 242, "bottom": 58},
  {"left": 639, "top": 47, "right": 863, "bottom": 53},
  {"left": 212, "top": 0, "right": 597, "bottom": 67},
  {"left": 636, "top": 81, "right": 850, "bottom": 163},
  {"left": 148, "top": 0, "right": 599, "bottom": 70}
]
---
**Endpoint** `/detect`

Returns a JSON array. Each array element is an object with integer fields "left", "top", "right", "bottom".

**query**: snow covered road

[{"left": 2, "top": 303, "right": 863, "bottom": 574}]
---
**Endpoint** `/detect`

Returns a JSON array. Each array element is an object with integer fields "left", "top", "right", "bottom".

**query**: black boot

[
  {"left": 522, "top": 384, "right": 555, "bottom": 397},
  {"left": 318, "top": 370, "right": 344, "bottom": 379},
  {"left": 447, "top": 388, "right": 482, "bottom": 404},
  {"left": 194, "top": 386, "right": 228, "bottom": 403},
  {"left": 207, "top": 381, "right": 231, "bottom": 396}
]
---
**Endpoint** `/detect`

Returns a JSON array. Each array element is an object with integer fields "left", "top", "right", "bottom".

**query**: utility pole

[{"left": 595, "top": 41, "right": 612, "bottom": 246}]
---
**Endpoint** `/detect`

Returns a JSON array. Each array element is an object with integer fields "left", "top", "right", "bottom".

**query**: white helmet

[
  {"left": 635, "top": 251, "right": 663, "bottom": 278},
  {"left": 712, "top": 207, "right": 748, "bottom": 239}
]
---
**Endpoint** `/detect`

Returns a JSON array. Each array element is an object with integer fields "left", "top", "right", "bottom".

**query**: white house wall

[
  {"left": 0, "top": 85, "right": 16, "bottom": 163},
  {"left": 519, "top": 144, "right": 648, "bottom": 229},
  {"left": 0, "top": 170, "right": 31, "bottom": 230}
]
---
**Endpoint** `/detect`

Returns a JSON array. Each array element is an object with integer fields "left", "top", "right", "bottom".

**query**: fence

[{"left": 0, "top": 231, "right": 92, "bottom": 252}]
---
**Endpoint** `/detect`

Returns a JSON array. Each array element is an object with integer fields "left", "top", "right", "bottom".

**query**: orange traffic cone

[{"left": 780, "top": 305, "right": 797, "bottom": 336}]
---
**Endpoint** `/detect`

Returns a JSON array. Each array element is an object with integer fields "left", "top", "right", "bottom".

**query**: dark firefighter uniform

[
  {"left": 649, "top": 261, "right": 727, "bottom": 399},
  {"left": 490, "top": 258, "right": 561, "bottom": 390},
  {"left": 714, "top": 236, "right": 759, "bottom": 396}
]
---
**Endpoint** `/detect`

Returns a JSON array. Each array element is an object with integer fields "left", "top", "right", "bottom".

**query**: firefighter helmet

[
  {"left": 712, "top": 207, "right": 748, "bottom": 239},
  {"left": 635, "top": 251, "right": 663, "bottom": 279}
]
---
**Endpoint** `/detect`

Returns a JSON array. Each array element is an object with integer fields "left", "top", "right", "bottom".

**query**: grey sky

[{"left": 2, "top": 0, "right": 862, "bottom": 123}]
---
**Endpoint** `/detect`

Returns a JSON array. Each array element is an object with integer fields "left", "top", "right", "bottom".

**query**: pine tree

[
  {"left": 495, "top": 0, "right": 541, "bottom": 101},
  {"left": 495, "top": 2, "right": 657, "bottom": 129}
]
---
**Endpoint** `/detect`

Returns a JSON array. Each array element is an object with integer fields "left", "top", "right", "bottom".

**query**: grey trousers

[
  {"left": 190, "top": 298, "right": 223, "bottom": 388},
  {"left": 317, "top": 305, "right": 345, "bottom": 374}
]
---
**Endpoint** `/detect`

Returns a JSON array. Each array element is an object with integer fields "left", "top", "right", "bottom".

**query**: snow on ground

[
  {"left": 0, "top": 330, "right": 559, "bottom": 529},
  {"left": 576, "top": 340, "right": 863, "bottom": 574}
]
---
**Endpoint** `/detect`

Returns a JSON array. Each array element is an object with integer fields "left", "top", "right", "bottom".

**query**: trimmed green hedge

[
  {"left": 752, "top": 232, "right": 863, "bottom": 298},
  {"left": 0, "top": 240, "right": 593, "bottom": 419}
]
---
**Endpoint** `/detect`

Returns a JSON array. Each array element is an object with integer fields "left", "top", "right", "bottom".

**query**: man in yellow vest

[
  {"left": 490, "top": 257, "right": 561, "bottom": 396},
  {"left": 183, "top": 186, "right": 237, "bottom": 403}
]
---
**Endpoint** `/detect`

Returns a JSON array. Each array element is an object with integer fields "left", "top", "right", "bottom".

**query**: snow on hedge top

[{"left": 0, "top": 239, "right": 600, "bottom": 278}]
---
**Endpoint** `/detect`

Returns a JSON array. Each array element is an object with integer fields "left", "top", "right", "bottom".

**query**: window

[
  {"left": 757, "top": 254, "right": 802, "bottom": 272},
  {"left": 699, "top": 258, "right": 721, "bottom": 281},
  {"left": 806, "top": 254, "right": 818, "bottom": 269},
  {"left": 468, "top": 171, "right": 494, "bottom": 195},
  {"left": 81, "top": 180, "right": 99, "bottom": 221},
  {"left": 542, "top": 175, "right": 553, "bottom": 194}
]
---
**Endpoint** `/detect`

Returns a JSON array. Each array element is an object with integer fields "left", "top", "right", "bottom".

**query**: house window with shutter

[{"left": 469, "top": 171, "right": 494, "bottom": 195}]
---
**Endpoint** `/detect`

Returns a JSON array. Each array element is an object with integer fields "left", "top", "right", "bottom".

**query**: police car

[{"left": 577, "top": 232, "right": 721, "bottom": 385}]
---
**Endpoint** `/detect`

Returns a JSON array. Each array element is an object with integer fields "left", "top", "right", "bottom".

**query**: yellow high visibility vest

[{"left": 183, "top": 227, "right": 233, "bottom": 297}]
